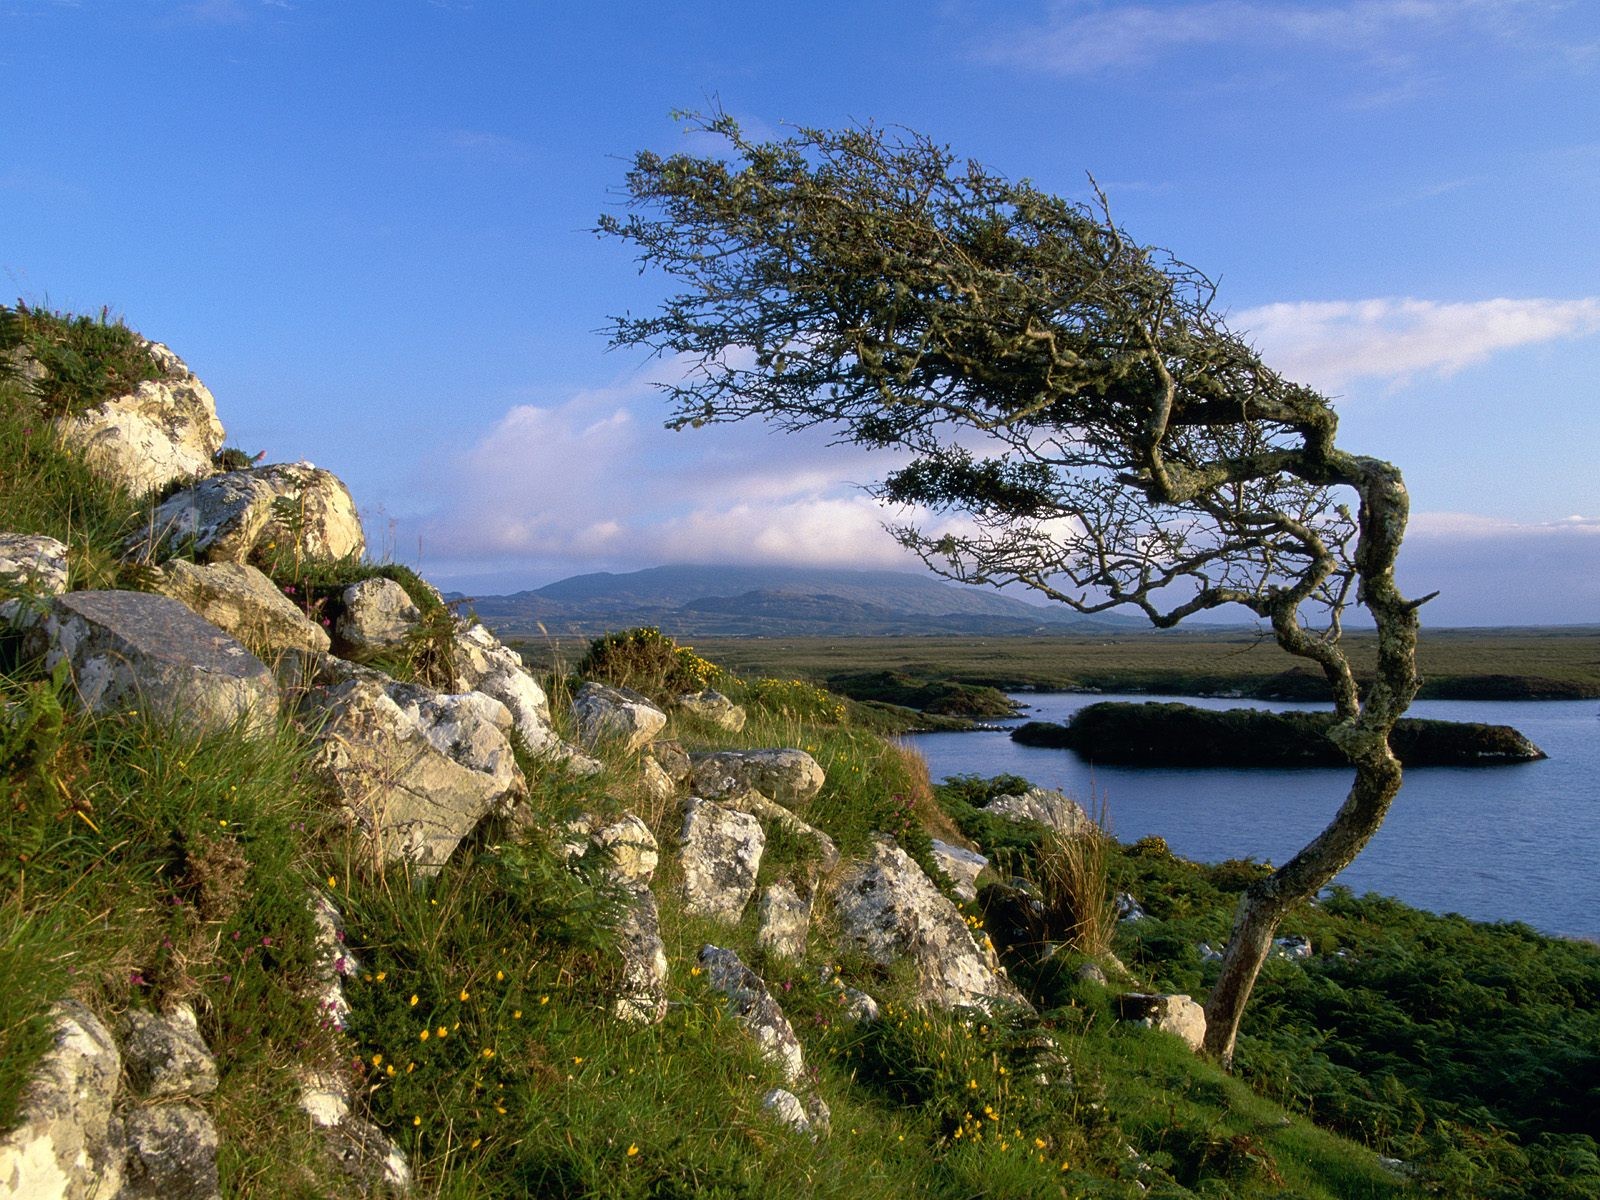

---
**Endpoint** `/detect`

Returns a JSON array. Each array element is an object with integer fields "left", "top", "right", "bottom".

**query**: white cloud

[
  {"left": 1232, "top": 296, "right": 1600, "bottom": 389},
  {"left": 415, "top": 360, "right": 925, "bottom": 577},
  {"left": 983, "top": 0, "right": 1572, "bottom": 79}
]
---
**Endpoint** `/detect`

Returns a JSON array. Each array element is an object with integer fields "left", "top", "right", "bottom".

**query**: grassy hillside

[{"left": 5, "top": 307, "right": 1597, "bottom": 1198}]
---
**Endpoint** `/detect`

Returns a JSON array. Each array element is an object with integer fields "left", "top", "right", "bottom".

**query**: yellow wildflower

[
  {"left": 436, "top": 1026, "right": 448, "bottom": 1038},
  {"left": 626, "top": 1144, "right": 639, "bottom": 1157},
  {"left": 419, "top": 1030, "right": 429, "bottom": 1041},
  {"left": 409, "top": 994, "right": 419, "bottom": 1007},
  {"left": 459, "top": 988, "right": 470, "bottom": 1002}
]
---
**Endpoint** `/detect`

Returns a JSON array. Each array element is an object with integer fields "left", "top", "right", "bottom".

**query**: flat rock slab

[
  {"left": 28, "top": 590, "right": 279, "bottom": 735},
  {"left": 985, "top": 787, "right": 1092, "bottom": 838},
  {"left": 688, "top": 749, "right": 825, "bottom": 807},
  {"left": 149, "top": 559, "right": 330, "bottom": 656}
]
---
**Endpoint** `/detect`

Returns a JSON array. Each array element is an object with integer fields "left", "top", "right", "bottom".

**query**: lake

[{"left": 902, "top": 693, "right": 1600, "bottom": 941}]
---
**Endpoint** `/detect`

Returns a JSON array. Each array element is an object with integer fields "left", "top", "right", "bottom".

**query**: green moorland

[
  {"left": 660, "top": 631, "right": 1600, "bottom": 704},
  {"left": 3, "top": 307, "right": 1598, "bottom": 1198}
]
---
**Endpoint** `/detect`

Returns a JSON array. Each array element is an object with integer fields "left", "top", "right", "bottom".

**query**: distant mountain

[{"left": 455, "top": 564, "right": 1141, "bottom": 639}]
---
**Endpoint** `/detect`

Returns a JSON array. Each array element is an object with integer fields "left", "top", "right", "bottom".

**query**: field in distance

[{"left": 600, "top": 627, "right": 1600, "bottom": 702}]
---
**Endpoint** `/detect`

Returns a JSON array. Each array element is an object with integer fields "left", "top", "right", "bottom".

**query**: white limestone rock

[
  {"left": 613, "top": 887, "right": 670, "bottom": 1025},
  {"left": 334, "top": 577, "right": 421, "bottom": 657},
  {"left": 54, "top": 341, "right": 224, "bottom": 496},
  {"left": 985, "top": 786, "right": 1093, "bottom": 838},
  {"left": 688, "top": 749, "right": 826, "bottom": 808},
  {"left": 571, "top": 682, "right": 667, "bottom": 755},
  {"left": 675, "top": 688, "right": 747, "bottom": 732},
  {"left": 0, "top": 532, "right": 69, "bottom": 627},
  {"left": 678, "top": 798, "right": 765, "bottom": 924},
  {"left": 0, "top": 1000, "right": 127, "bottom": 1199},
  {"left": 148, "top": 559, "right": 330, "bottom": 656},
  {"left": 698, "top": 945, "right": 807, "bottom": 1086},
  {"left": 295, "top": 658, "right": 525, "bottom": 870},
  {"left": 930, "top": 839, "right": 988, "bottom": 902},
  {"left": 120, "top": 1104, "right": 220, "bottom": 1200},
  {"left": 1116, "top": 992, "right": 1208, "bottom": 1052},
  {"left": 24, "top": 590, "right": 279, "bottom": 736},
  {"left": 450, "top": 621, "right": 597, "bottom": 771},
  {"left": 828, "top": 837, "right": 1031, "bottom": 1015},
  {"left": 119, "top": 1005, "right": 217, "bottom": 1100},
  {"left": 756, "top": 880, "right": 813, "bottom": 961},
  {"left": 128, "top": 461, "right": 364, "bottom": 566}
]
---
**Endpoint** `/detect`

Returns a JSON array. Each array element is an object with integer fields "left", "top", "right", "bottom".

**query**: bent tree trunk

[
  {"left": 1202, "top": 459, "right": 1421, "bottom": 1067},
  {"left": 1201, "top": 748, "right": 1404, "bottom": 1065}
]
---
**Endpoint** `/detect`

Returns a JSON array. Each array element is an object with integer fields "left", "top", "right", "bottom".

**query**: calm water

[{"left": 903, "top": 694, "right": 1600, "bottom": 940}]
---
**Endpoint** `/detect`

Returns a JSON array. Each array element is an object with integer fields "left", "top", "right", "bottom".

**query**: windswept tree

[{"left": 599, "top": 114, "right": 1429, "bottom": 1066}]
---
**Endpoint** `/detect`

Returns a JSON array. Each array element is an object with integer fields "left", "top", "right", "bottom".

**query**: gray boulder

[
  {"left": 120, "top": 1105, "right": 220, "bottom": 1200},
  {"left": 985, "top": 786, "right": 1093, "bottom": 837},
  {"left": 1116, "top": 992, "right": 1207, "bottom": 1051},
  {"left": 333, "top": 577, "right": 421, "bottom": 658},
  {"left": 128, "top": 461, "right": 364, "bottom": 566},
  {"left": 120, "top": 1006, "right": 217, "bottom": 1100},
  {"left": 711, "top": 787, "right": 839, "bottom": 874},
  {"left": 829, "top": 837, "right": 1030, "bottom": 1015},
  {"left": 147, "top": 559, "right": 330, "bottom": 656},
  {"left": 571, "top": 683, "right": 667, "bottom": 755},
  {"left": 25, "top": 590, "right": 279, "bottom": 736},
  {"left": 54, "top": 341, "right": 224, "bottom": 496},
  {"left": 675, "top": 689, "right": 747, "bottom": 732},
  {"left": 761, "top": 1088, "right": 830, "bottom": 1139},
  {"left": 0, "top": 532, "right": 69, "bottom": 626},
  {"left": 756, "top": 880, "right": 812, "bottom": 960},
  {"left": 688, "top": 749, "right": 826, "bottom": 808},
  {"left": 678, "top": 798, "right": 765, "bottom": 924},
  {"left": 0, "top": 1000, "right": 126, "bottom": 1198},
  {"left": 295, "top": 658, "right": 524, "bottom": 870},
  {"left": 648, "top": 741, "right": 692, "bottom": 784},
  {"left": 930, "top": 839, "right": 988, "bottom": 902}
]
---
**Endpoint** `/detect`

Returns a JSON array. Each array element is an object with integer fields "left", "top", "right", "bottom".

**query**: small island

[{"left": 1012, "top": 701, "right": 1547, "bottom": 767}]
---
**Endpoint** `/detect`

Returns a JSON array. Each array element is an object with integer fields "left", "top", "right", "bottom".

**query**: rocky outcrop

[
  {"left": 985, "top": 786, "right": 1092, "bottom": 838},
  {"left": 0, "top": 532, "right": 70, "bottom": 626},
  {"left": 333, "top": 577, "right": 421, "bottom": 658},
  {"left": 675, "top": 689, "right": 747, "bottom": 732},
  {"left": 0, "top": 1001, "right": 126, "bottom": 1198},
  {"left": 829, "top": 837, "right": 1030, "bottom": 1015},
  {"left": 678, "top": 798, "right": 765, "bottom": 923},
  {"left": 54, "top": 342, "right": 224, "bottom": 496},
  {"left": 688, "top": 749, "right": 826, "bottom": 808},
  {"left": 571, "top": 683, "right": 667, "bottom": 755},
  {"left": 127, "top": 462, "right": 364, "bottom": 567},
  {"left": 24, "top": 590, "right": 279, "bottom": 736},
  {"left": 451, "top": 622, "right": 597, "bottom": 772},
  {"left": 147, "top": 559, "right": 330, "bottom": 656},
  {"left": 294, "top": 658, "right": 524, "bottom": 870},
  {"left": 0, "top": 999, "right": 224, "bottom": 1200},
  {"left": 1116, "top": 992, "right": 1207, "bottom": 1051}
]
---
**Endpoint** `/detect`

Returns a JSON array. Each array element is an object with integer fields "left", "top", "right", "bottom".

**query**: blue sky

[{"left": 4, "top": 0, "right": 1598, "bottom": 625}]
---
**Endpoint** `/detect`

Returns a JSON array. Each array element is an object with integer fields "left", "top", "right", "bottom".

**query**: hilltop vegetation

[{"left": 3, "top": 308, "right": 1597, "bottom": 1198}]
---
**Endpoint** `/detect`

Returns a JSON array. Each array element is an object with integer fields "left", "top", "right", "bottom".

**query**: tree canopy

[{"left": 599, "top": 113, "right": 1428, "bottom": 1065}]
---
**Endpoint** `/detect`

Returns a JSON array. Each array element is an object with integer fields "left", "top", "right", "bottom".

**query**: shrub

[{"left": 576, "top": 627, "right": 721, "bottom": 700}]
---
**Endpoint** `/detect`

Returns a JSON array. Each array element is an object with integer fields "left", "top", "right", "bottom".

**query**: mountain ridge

[{"left": 453, "top": 563, "right": 1142, "bottom": 638}]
